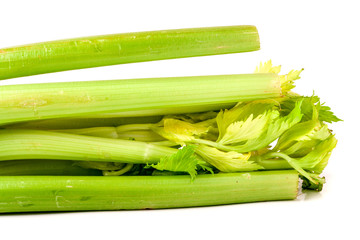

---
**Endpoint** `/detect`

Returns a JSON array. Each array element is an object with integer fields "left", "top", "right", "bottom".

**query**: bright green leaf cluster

[
  {"left": 261, "top": 102, "right": 338, "bottom": 185},
  {"left": 149, "top": 145, "right": 204, "bottom": 180},
  {"left": 146, "top": 61, "right": 340, "bottom": 183}
]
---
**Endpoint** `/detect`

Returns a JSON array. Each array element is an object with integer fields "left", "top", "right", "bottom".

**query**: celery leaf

[
  {"left": 149, "top": 145, "right": 200, "bottom": 179},
  {"left": 152, "top": 118, "right": 211, "bottom": 144},
  {"left": 218, "top": 111, "right": 273, "bottom": 145},
  {"left": 254, "top": 60, "right": 281, "bottom": 74},
  {"left": 225, "top": 100, "right": 303, "bottom": 152},
  {"left": 280, "top": 95, "right": 342, "bottom": 123},
  {"left": 254, "top": 60, "right": 303, "bottom": 93},
  {"left": 216, "top": 100, "right": 277, "bottom": 141},
  {"left": 195, "top": 145, "right": 263, "bottom": 172}
]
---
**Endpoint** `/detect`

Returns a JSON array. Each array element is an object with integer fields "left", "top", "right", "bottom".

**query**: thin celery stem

[
  {"left": 102, "top": 163, "right": 134, "bottom": 176},
  {"left": 0, "top": 25, "right": 260, "bottom": 80},
  {"left": 263, "top": 152, "right": 316, "bottom": 184},
  {"left": 0, "top": 129, "right": 177, "bottom": 163}
]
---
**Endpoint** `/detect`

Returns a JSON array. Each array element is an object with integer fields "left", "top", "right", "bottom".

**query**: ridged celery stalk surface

[
  {"left": 0, "top": 25, "right": 260, "bottom": 80},
  {"left": 0, "top": 129, "right": 177, "bottom": 163},
  {"left": 0, "top": 73, "right": 280, "bottom": 125},
  {"left": 0, "top": 171, "right": 299, "bottom": 213}
]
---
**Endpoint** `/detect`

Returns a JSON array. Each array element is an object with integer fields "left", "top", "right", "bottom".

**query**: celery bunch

[
  {"left": 0, "top": 26, "right": 340, "bottom": 213},
  {"left": 0, "top": 61, "right": 340, "bottom": 213},
  {"left": 17, "top": 61, "right": 335, "bottom": 187}
]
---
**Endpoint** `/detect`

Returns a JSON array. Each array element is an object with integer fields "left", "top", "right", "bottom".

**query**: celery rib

[
  {"left": 0, "top": 25, "right": 259, "bottom": 80},
  {"left": 0, "top": 73, "right": 280, "bottom": 125},
  {"left": 0, "top": 129, "right": 176, "bottom": 163},
  {"left": 0, "top": 171, "right": 299, "bottom": 213}
]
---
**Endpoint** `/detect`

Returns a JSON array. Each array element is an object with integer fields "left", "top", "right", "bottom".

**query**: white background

[{"left": 0, "top": 0, "right": 358, "bottom": 239}]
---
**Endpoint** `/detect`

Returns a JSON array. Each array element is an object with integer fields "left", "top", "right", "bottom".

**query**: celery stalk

[
  {"left": 0, "top": 73, "right": 281, "bottom": 125},
  {"left": 0, "top": 171, "right": 299, "bottom": 213},
  {"left": 0, "top": 129, "right": 176, "bottom": 163},
  {"left": 0, "top": 25, "right": 259, "bottom": 80}
]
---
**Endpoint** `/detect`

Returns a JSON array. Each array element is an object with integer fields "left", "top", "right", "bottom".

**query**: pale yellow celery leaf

[
  {"left": 255, "top": 60, "right": 303, "bottom": 93},
  {"left": 229, "top": 100, "right": 303, "bottom": 153},
  {"left": 216, "top": 100, "right": 277, "bottom": 141},
  {"left": 254, "top": 60, "right": 281, "bottom": 74},
  {"left": 152, "top": 118, "right": 209, "bottom": 144},
  {"left": 164, "top": 119, "right": 209, "bottom": 136},
  {"left": 216, "top": 108, "right": 242, "bottom": 141},
  {"left": 284, "top": 69, "right": 304, "bottom": 82},
  {"left": 219, "top": 112, "right": 272, "bottom": 145},
  {"left": 280, "top": 68, "right": 304, "bottom": 93},
  {"left": 195, "top": 145, "right": 263, "bottom": 172}
]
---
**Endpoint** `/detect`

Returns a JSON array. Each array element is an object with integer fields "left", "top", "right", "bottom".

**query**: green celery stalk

[
  {"left": 0, "top": 73, "right": 281, "bottom": 125},
  {"left": 0, "top": 129, "right": 176, "bottom": 163},
  {"left": 0, "top": 25, "right": 259, "bottom": 80},
  {"left": 0, "top": 171, "right": 299, "bottom": 213},
  {"left": 0, "top": 160, "right": 102, "bottom": 176}
]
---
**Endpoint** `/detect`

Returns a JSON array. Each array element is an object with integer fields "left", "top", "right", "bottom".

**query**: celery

[
  {"left": 0, "top": 59, "right": 340, "bottom": 213},
  {"left": 0, "top": 73, "right": 282, "bottom": 125},
  {"left": 0, "top": 25, "right": 259, "bottom": 80},
  {"left": 0, "top": 171, "right": 299, "bottom": 213},
  {"left": 0, "top": 129, "right": 176, "bottom": 163}
]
